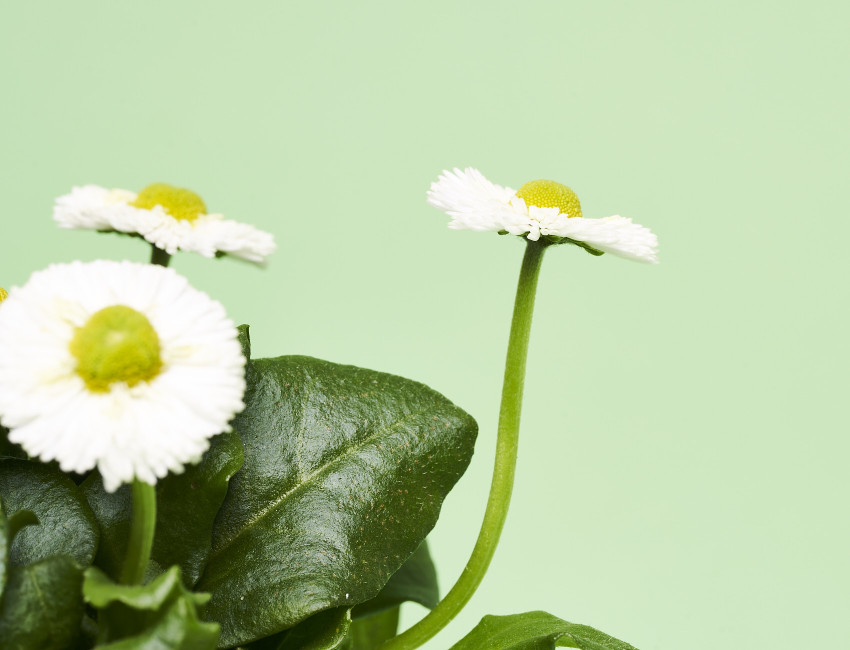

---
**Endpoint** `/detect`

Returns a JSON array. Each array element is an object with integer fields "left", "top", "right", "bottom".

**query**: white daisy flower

[
  {"left": 54, "top": 183, "right": 276, "bottom": 263},
  {"left": 427, "top": 168, "right": 659, "bottom": 264},
  {"left": 0, "top": 260, "right": 247, "bottom": 492}
]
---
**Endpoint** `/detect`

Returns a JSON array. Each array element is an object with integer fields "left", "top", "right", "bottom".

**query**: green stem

[
  {"left": 382, "top": 240, "right": 546, "bottom": 649},
  {"left": 120, "top": 480, "right": 156, "bottom": 585},
  {"left": 150, "top": 246, "right": 172, "bottom": 267}
]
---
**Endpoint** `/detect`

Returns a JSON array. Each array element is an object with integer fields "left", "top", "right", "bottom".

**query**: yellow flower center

[
  {"left": 130, "top": 183, "right": 207, "bottom": 222},
  {"left": 69, "top": 305, "right": 163, "bottom": 392},
  {"left": 0, "top": 287, "right": 7, "bottom": 303},
  {"left": 515, "top": 179, "right": 583, "bottom": 218}
]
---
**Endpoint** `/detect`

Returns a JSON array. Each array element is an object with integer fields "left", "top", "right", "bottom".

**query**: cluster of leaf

[{"left": 0, "top": 325, "right": 640, "bottom": 649}]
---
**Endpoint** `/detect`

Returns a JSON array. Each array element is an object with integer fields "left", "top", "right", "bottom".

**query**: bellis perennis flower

[
  {"left": 0, "top": 260, "right": 247, "bottom": 491},
  {"left": 54, "top": 183, "right": 276, "bottom": 263},
  {"left": 427, "top": 168, "right": 659, "bottom": 263}
]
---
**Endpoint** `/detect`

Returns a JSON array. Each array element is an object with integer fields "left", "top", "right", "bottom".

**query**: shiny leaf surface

[
  {"left": 0, "top": 458, "right": 99, "bottom": 567},
  {"left": 352, "top": 540, "right": 438, "bottom": 619},
  {"left": 198, "top": 355, "right": 477, "bottom": 647}
]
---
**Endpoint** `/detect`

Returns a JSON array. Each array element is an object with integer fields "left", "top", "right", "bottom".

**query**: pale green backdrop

[{"left": 2, "top": 1, "right": 848, "bottom": 648}]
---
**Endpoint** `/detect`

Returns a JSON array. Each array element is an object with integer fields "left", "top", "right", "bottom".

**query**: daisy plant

[{"left": 0, "top": 173, "right": 653, "bottom": 650}]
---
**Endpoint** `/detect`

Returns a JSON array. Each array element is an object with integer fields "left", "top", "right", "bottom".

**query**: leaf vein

[{"left": 209, "top": 405, "right": 434, "bottom": 560}]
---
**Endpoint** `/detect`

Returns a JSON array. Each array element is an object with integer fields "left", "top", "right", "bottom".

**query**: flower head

[
  {"left": 54, "top": 183, "right": 276, "bottom": 263},
  {"left": 427, "top": 168, "right": 659, "bottom": 263},
  {"left": 0, "top": 261, "right": 247, "bottom": 491},
  {"left": 0, "top": 287, "right": 7, "bottom": 303}
]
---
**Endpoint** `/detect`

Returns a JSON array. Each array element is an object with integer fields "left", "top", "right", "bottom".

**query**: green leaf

[
  {"left": 352, "top": 540, "right": 438, "bottom": 618},
  {"left": 197, "top": 355, "right": 477, "bottom": 648},
  {"left": 450, "top": 611, "right": 640, "bottom": 650},
  {"left": 0, "top": 424, "right": 27, "bottom": 459},
  {"left": 348, "top": 607, "right": 399, "bottom": 649},
  {"left": 0, "top": 499, "right": 37, "bottom": 603},
  {"left": 276, "top": 607, "right": 351, "bottom": 650},
  {"left": 84, "top": 565, "right": 219, "bottom": 649},
  {"left": 0, "top": 458, "right": 99, "bottom": 567},
  {"left": 82, "top": 430, "right": 244, "bottom": 586},
  {"left": 237, "top": 324, "right": 251, "bottom": 362},
  {"left": 0, "top": 554, "right": 85, "bottom": 649}
]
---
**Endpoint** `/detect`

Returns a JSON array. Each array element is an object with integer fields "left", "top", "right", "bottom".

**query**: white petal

[
  {"left": 554, "top": 215, "right": 659, "bottom": 264},
  {"left": 427, "top": 167, "right": 516, "bottom": 232}
]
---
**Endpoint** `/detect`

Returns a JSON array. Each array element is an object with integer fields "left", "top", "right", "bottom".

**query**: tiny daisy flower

[
  {"left": 0, "top": 261, "right": 246, "bottom": 491},
  {"left": 427, "top": 168, "right": 659, "bottom": 263},
  {"left": 54, "top": 183, "right": 276, "bottom": 263}
]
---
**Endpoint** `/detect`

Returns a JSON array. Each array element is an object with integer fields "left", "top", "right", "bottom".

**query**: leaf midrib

[{"left": 207, "top": 405, "right": 434, "bottom": 563}]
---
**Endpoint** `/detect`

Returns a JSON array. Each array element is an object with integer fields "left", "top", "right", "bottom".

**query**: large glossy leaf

[
  {"left": 352, "top": 540, "right": 438, "bottom": 619},
  {"left": 198, "top": 355, "right": 477, "bottom": 648},
  {"left": 82, "top": 430, "right": 244, "bottom": 586},
  {"left": 0, "top": 458, "right": 99, "bottom": 567},
  {"left": 0, "top": 554, "right": 85, "bottom": 649},
  {"left": 84, "top": 565, "right": 219, "bottom": 649},
  {"left": 450, "top": 611, "right": 640, "bottom": 650}
]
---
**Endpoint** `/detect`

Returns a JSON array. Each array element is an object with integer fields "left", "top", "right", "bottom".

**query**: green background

[{"left": 2, "top": 1, "right": 848, "bottom": 648}]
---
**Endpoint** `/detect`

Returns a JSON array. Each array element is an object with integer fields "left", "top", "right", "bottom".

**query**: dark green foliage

[
  {"left": 82, "top": 431, "right": 244, "bottom": 586},
  {"left": 0, "top": 459, "right": 99, "bottom": 567},
  {"left": 197, "top": 355, "right": 477, "bottom": 647},
  {"left": 84, "top": 565, "right": 219, "bottom": 649},
  {"left": 352, "top": 541, "right": 438, "bottom": 619},
  {"left": 450, "top": 611, "right": 640, "bottom": 650}
]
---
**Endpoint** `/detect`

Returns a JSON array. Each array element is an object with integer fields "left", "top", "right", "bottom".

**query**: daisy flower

[
  {"left": 54, "top": 183, "right": 276, "bottom": 263},
  {"left": 0, "top": 260, "right": 246, "bottom": 491},
  {"left": 427, "top": 168, "right": 659, "bottom": 263},
  {"left": 0, "top": 287, "right": 6, "bottom": 303}
]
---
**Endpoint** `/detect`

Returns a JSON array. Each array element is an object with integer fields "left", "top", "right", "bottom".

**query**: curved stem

[
  {"left": 120, "top": 480, "right": 157, "bottom": 585},
  {"left": 382, "top": 240, "right": 546, "bottom": 649},
  {"left": 150, "top": 246, "right": 172, "bottom": 267}
]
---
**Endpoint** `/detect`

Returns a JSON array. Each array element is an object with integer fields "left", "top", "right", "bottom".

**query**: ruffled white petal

[
  {"left": 0, "top": 260, "right": 246, "bottom": 492},
  {"left": 550, "top": 214, "right": 659, "bottom": 264},
  {"left": 427, "top": 168, "right": 517, "bottom": 232},
  {"left": 427, "top": 168, "right": 659, "bottom": 263},
  {"left": 53, "top": 185, "right": 276, "bottom": 263}
]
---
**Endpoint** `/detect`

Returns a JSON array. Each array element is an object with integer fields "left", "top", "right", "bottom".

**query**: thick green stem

[
  {"left": 382, "top": 240, "right": 546, "bottom": 649},
  {"left": 150, "top": 246, "right": 172, "bottom": 267},
  {"left": 120, "top": 480, "right": 156, "bottom": 585}
]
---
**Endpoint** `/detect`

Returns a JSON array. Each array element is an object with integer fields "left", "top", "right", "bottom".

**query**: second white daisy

[
  {"left": 0, "top": 260, "right": 247, "bottom": 491},
  {"left": 54, "top": 183, "right": 276, "bottom": 263},
  {"left": 427, "top": 168, "right": 659, "bottom": 264}
]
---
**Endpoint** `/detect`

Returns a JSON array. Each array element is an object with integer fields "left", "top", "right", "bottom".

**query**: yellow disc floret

[
  {"left": 515, "top": 179, "right": 582, "bottom": 218},
  {"left": 70, "top": 305, "right": 163, "bottom": 392},
  {"left": 131, "top": 183, "right": 207, "bottom": 222},
  {"left": 0, "top": 287, "right": 7, "bottom": 303}
]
